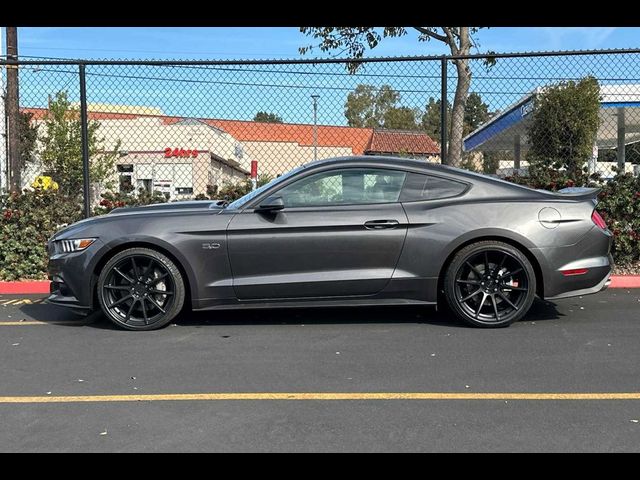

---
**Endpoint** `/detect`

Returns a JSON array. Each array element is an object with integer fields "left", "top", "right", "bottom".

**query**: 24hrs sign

[{"left": 164, "top": 148, "right": 199, "bottom": 158}]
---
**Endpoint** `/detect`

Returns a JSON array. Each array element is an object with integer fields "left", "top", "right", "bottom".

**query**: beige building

[
  {"left": 98, "top": 116, "right": 249, "bottom": 199},
  {"left": 23, "top": 108, "right": 250, "bottom": 199},
  {"left": 22, "top": 106, "right": 441, "bottom": 200}
]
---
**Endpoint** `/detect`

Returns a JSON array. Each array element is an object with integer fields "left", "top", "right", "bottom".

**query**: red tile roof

[
  {"left": 22, "top": 108, "right": 437, "bottom": 156},
  {"left": 205, "top": 119, "right": 372, "bottom": 155},
  {"left": 25, "top": 107, "right": 372, "bottom": 155},
  {"left": 365, "top": 129, "right": 440, "bottom": 155}
]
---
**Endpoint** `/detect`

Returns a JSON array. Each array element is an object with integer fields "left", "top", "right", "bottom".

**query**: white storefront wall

[{"left": 20, "top": 115, "right": 249, "bottom": 199}]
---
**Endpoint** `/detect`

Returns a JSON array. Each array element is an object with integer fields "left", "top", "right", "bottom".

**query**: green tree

[
  {"left": 345, "top": 84, "right": 400, "bottom": 128},
  {"left": 253, "top": 111, "right": 284, "bottom": 123},
  {"left": 38, "top": 91, "right": 120, "bottom": 197},
  {"left": 464, "top": 92, "right": 490, "bottom": 135},
  {"left": 300, "top": 27, "right": 490, "bottom": 166},
  {"left": 527, "top": 77, "right": 601, "bottom": 182},
  {"left": 421, "top": 97, "right": 451, "bottom": 139},
  {"left": 422, "top": 93, "right": 489, "bottom": 140},
  {"left": 383, "top": 106, "right": 419, "bottom": 130},
  {"left": 18, "top": 111, "right": 38, "bottom": 172}
]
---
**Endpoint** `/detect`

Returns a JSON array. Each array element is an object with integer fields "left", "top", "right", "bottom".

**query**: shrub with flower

[
  {"left": 93, "top": 186, "right": 168, "bottom": 215},
  {"left": 0, "top": 189, "right": 83, "bottom": 280}
]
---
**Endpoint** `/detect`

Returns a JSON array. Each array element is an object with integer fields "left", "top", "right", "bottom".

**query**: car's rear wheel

[
  {"left": 97, "top": 248, "right": 185, "bottom": 331},
  {"left": 444, "top": 241, "right": 536, "bottom": 328}
]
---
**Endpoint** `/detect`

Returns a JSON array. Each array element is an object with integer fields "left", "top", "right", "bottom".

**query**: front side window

[{"left": 277, "top": 168, "right": 407, "bottom": 207}]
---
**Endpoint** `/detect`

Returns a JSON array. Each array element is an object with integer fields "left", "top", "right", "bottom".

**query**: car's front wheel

[
  {"left": 97, "top": 247, "right": 186, "bottom": 330},
  {"left": 443, "top": 241, "right": 536, "bottom": 328}
]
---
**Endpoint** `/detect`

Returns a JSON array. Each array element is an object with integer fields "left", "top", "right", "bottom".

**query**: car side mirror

[{"left": 256, "top": 195, "right": 285, "bottom": 213}]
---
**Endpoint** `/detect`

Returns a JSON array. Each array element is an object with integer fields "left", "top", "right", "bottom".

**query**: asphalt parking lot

[{"left": 1, "top": 289, "right": 640, "bottom": 452}]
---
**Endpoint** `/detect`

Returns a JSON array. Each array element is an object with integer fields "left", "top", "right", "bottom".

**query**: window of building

[
  {"left": 117, "top": 164, "right": 134, "bottom": 193},
  {"left": 137, "top": 179, "right": 152, "bottom": 194}
]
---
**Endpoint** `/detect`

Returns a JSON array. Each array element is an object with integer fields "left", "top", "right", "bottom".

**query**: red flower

[
  {"left": 99, "top": 199, "right": 111, "bottom": 207},
  {"left": 566, "top": 180, "right": 575, "bottom": 187},
  {"left": 115, "top": 201, "right": 125, "bottom": 208},
  {"left": 3, "top": 210, "right": 12, "bottom": 220},
  {"left": 635, "top": 192, "right": 640, "bottom": 198}
]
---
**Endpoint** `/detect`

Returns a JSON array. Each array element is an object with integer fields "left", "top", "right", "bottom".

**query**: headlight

[{"left": 54, "top": 238, "right": 96, "bottom": 254}]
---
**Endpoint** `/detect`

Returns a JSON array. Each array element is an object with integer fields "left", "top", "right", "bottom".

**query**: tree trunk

[
  {"left": 439, "top": 26, "right": 472, "bottom": 167},
  {"left": 447, "top": 57, "right": 471, "bottom": 166},
  {"left": 6, "top": 27, "right": 21, "bottom": 193}
]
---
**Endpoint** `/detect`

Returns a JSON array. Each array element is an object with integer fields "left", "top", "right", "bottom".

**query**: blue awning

[{"left": 463, "top": 84, "right": 640, "bottom": 152}]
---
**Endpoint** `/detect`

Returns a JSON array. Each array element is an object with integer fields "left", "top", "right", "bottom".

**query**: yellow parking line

[
  {"left": 0, "top": 299, "right": 42, "bottom": 306},
  {"left": 0, "top": 321, "right": 47, "bottom": 326},
  {"left": 0, "top": 320, "right": 90, "bottom": 326},
  {"left": 1, "top": 392, "right": 640, "bottom": 404}
]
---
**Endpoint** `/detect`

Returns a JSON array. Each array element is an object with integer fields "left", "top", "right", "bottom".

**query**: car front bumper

[{"left": 45, "top": 239, "right": 103, "bottom": 313}]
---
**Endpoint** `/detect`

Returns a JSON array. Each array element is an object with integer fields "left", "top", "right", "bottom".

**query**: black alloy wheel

[
  {"left": 97, "top": 248, "right": 186, "bottom": 330},
  {"left": 444, "top": 241, "right": 537, "bottom": 327}
]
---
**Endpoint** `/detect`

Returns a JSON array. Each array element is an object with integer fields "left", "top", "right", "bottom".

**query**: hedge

[{"left": 2, "top": 171, "right": 639, "bottom": 281}]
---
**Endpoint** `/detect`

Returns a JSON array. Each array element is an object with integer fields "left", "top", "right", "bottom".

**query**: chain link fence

[{"left": 2, "top": 49, "right": 640, "bottom": 216}]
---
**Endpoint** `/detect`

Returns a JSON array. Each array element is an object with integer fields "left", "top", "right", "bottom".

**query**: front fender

[{"left": 89, "top": 235, "right": 199, "bottom": 308}]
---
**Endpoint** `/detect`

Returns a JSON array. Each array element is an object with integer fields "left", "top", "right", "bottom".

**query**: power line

[
  {"left": 8, "top": 54, "right": 640, "bottom": 84},
  {"left": 23, "top": 67, "right": 442, "bottom": 95},
  {"left": 16, "top": 65, "right": 640, "bottom": 104},
  {"left": 19, "top": 46, "right": 297, "bottom": 57}
]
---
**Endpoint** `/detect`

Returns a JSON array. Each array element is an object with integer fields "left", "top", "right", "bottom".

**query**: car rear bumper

[
  {"left": 534, "top": 227, "right": 614, "bottom": 300},
  {"left": 545, "top": 265, "right": 612, "bottom": 300}
]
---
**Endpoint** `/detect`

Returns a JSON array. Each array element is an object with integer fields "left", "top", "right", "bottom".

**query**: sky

[
  {"left": 3, "top": 27, "right": 639, "bottom": 60},
  {"left": 2, "top": 27, "right": 639, "bottom": 126}
]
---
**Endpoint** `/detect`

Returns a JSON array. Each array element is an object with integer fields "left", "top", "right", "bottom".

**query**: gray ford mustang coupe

[{"left": 47, "top": 156, "right": 613, "bottom": 330}]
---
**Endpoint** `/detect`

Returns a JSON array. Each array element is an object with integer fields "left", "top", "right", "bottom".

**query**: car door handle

[{"left": 364, "top": 219, "right": 400, "bottom": 230}]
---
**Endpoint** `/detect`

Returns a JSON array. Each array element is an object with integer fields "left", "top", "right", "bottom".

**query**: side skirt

[{"left": 193, "top": 297, "right": 435, "bottom": 311}]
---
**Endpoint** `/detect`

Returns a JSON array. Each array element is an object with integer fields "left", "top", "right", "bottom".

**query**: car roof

[
  {"left": 304, "top": 155, "right": 487, "bottom": 181},
  {"left": 302, "top": 155, "right": 545, "bottom": 197}
]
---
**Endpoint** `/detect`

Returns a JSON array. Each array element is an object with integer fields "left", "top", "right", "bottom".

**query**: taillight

[
  {"left": 561, "top": 268, "right": 589, "bottom": 276},
  {"left": 592, "top": 210, "right": 607, "bottom": 230}
]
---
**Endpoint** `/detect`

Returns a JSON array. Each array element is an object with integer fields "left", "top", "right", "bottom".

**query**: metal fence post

[
  {"left": 78, "top": 63, "right": 91, "bottom": 218},
  {"left": 440, "top": 56, "right": 447, "bottom": 164},
  {"left": 617, "top": 107, "right": 626, "bottom": 171}
]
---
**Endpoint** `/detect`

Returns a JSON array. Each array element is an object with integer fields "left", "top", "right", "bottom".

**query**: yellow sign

[{"left": 32, "top": 176, "right": 59, "bottom": 191}]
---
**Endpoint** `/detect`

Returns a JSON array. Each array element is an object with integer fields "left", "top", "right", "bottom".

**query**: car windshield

[{"left": 225, "top": 165, "right": 307, "bottom": 210}]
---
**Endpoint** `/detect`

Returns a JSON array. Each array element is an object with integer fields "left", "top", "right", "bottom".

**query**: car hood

[
  {"left": 109, "top": 199, "right": 226, "bottom": 215},
  {"left": 52, "top": 200, "right": 227, "bottom": 240}
]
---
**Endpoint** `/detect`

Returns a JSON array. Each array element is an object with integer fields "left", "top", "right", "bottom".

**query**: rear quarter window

[{"left": 400, "top": 173, "right": 468, "bottom": 202}]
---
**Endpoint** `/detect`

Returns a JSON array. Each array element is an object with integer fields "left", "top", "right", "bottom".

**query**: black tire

[
  {"left": 97, "top": 247, "right": 186, "bottom": 331},
  {"left": 443, "top": 241, "right": 536, "bottom": 328}
]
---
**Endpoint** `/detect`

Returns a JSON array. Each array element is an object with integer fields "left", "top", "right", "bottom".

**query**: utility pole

[
  {"left": 0, "top": 27, "right": 7, "bottom": 193},
  {"left": 311, "top": 95, "right": 319, "bottom": 162},
  {"left": 6, "top": 27, "right": 20, "bottom": 193}
]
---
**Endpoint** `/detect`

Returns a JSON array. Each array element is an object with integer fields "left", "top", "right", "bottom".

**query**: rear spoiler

[
  {"left": 556, "top": 187, "right": 601, "bottom": 201},
  {"left": 538, "top": 186, "right": 601, "bottom": 203}
]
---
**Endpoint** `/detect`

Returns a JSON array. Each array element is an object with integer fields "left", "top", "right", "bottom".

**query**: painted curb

[
  {"left": 1, "top": 276, "right": 640, "bottom": 295},
  {"left": 609, "top": 275, "right": 640, "bottom": 289},
  {"left": 0, "top": 281, "right": 51, "bottom": 295}
]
